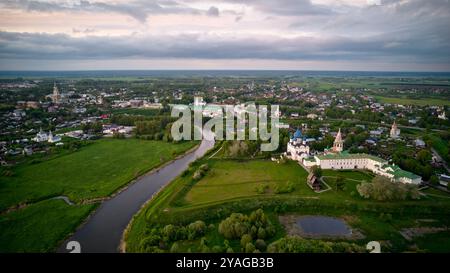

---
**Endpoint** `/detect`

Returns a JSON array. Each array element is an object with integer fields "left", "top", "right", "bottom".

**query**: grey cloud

[
  {"left": 1, "top": 0, "right": 334, "bottom": 21},
  {"left": 0, "top": 0, "right": 206, "bottom": 22},
  {"left": 0, "top": 31, "right": 448, "bottom": 66},
  {"left": 196, "top": 0, "right": 334, "bottom": 16},
  {"left": 206, "top": 6, "right": 219, "bottom": 17}
]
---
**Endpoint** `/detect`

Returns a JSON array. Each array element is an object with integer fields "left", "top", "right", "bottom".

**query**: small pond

[{"left": 296, "top": 216, "right": 352, "bottom": 236}]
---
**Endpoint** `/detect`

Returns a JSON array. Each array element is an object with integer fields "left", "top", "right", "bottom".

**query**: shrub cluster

[
  {"left": 267, "top": 236, "right": 365, "bottom": 253},
  {"left": 192, "top": 164, "right": 209, "bottom": 180},
  {"left": 218, "top": 209, "right": 276, "bottom": 253},
  {"left": 356, "top": 176, "right": 420, "bottom": 201},
  {"left": 139, "top": 220, "right": 207, "bottom": 252},
  {"left": 274, "top": 181, "right": 295, "bottom": 194}
]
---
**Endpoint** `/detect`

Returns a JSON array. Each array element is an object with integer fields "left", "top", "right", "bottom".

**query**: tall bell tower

[{"left": 333, "top": 128, "right": 343, "bottom": 153}]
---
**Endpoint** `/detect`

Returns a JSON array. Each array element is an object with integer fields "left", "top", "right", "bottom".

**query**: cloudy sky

[{"left": 0, "top": 0, "right": 449, "bottom": 71}]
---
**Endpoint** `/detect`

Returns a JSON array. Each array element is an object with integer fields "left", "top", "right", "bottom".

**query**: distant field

[
  {"left": 111, "top": 108, "right": 162, "bottom": 116},
  {"left": 375, "top": 96, "right": 450, "bottom": 106},
  {"left": 0, "top": 139, "right": 196, "bottom": 211}
]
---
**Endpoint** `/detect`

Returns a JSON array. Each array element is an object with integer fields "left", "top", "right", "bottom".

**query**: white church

[
  {"left": 286, "top": 129, "right": 310, "bottom": 161},
  {"left": 33, "top": 129, "right": 61, "bottom": 143},
  {"left": 287, "top": 127, "right": 422, "bottom": 185}
]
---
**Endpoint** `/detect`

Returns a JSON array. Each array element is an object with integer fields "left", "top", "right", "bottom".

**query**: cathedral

[
  {"left": 286, "top": 129, "right": 310, "bottom": 161},
  {"left": 390, "top": 121, "right": 400, "bottom": 139},
  {"left": 51, "top": 82, "right": 61, "bottom": 104}
]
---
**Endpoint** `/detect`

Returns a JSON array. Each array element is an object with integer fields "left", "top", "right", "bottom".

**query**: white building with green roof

[
  {"left": 290, "top": 126, "right": 422, "bottom": 185},
  {"left": 310, "top": 151, "right": 422, "bottom": 185}
]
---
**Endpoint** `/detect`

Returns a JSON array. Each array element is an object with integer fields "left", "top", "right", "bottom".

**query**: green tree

[
  {"left": 417, "top": 150, "right": 432, "bottom": 164},
  {"left": 255, "top": 239, "right": 267, "bottom": 252},
  {"left": 187, "top": 220, "right": 206, "bottom": 240},
  {"left": 429, "top": 175, "right": 439, "bottom": 185},
  {"left": 170, "top": 242, "right": 180, "bottom": 253},
  {"left": 257, "top": 227, "right": 266, "bottom": 239},
  {"left": 245, "top": 242, "right": 256, "bottom": 253},
  {"left": 311, "top": 166, "right": 322, "bottom": 178},
  {"left": 241, "top": 234, "right": 252, "bottom": 248},
  {"left": 162, "top": 224, "right": 178, "bottom": 241}
]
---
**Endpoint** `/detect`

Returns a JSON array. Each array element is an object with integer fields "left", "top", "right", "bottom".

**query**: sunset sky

[{"left": 0, "top": 0, "right": 449, "bottom": 71}]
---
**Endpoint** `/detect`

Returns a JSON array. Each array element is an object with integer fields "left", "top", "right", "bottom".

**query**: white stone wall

[{"left": 315, "top": 157, "right": 369, "bottom": 170}]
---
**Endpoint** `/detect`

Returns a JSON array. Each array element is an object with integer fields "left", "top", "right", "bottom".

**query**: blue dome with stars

[{"left": 292, "top": 129, "right": 302, "bottom": 140}]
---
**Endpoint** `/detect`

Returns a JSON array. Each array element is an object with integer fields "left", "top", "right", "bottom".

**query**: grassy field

[
  {"left": 413, "top": 232, "right": 450, "bottom": 253},
  {"left": 375, "top": 96, "right": 450, "bottom": 106},
  {"left": 0, "top": 139, "right": 196, "bottom": 252},
  {"left": 185, "top": 160, "right": 309, "bottom": 206},
  {"left": 0, "top": 139, "right": 197, "bottom": 211},
  {"left": 0, "top": 199, "right": 96, "bottom": 252},
  {"left": 125, "top": 156, "right": 450, "bottom": 253}
]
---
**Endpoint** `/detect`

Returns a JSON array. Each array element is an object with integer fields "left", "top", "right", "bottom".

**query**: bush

[
  {"left": 255, "top": 184, "right": 269, "bottom": 194},
  {"left": 255, "top": 239, "right": 267, "bottom": 251},
  {"left": 274, "top": 181, "right": 295, "bottom": 194},
  {"left": 199, "top": 164, "right": 209, "bottom": 172},
  {"left": 192, "top": 170, "right": 203, "bottom": 180},
  {"left": 192, "top": 164, "right": 209, "bottom": 180}
]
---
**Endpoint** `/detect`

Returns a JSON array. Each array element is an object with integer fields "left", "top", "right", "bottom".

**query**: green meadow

[
  {"left": 375, "top": 96, "right": 450, "bottom": 106},
  {"left": 0, "top": 139, "right": 197, "bottom": 252},
  {"left": 0, "top": 139, "right": 196, "bottom": 211},
  {"left": 0, "top": 199, "right": 96, "bottom": 252}
]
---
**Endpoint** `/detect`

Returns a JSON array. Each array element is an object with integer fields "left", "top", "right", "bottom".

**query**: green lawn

[
  {"left": 184, "top": 160, "right": 309, "bottom": 206},
  {"left": 0, "top": 199, "right": 95, "bottom": 252},
  {"left": 0, "top": 139, "right": 197, "bottom": 211},
  {"left": 375, "top": 96, "right": 450, "bottom": 106},
  {"left": 414, "top": 232, "right": 450, "bottom": 253}
]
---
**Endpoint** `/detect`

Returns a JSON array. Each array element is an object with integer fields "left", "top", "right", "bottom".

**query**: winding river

[{"left": 58, "top": 132, "right": 214, "bottom": 253}]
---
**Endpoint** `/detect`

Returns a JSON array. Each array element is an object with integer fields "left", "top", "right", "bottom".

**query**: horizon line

[{"left": 1, "top": 69, "right": 450, "bottom": 73}]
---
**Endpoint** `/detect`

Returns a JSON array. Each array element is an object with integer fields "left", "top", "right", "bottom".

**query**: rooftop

[{"left": 316, "top": 151, "right": 386, "bottom": 163}]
